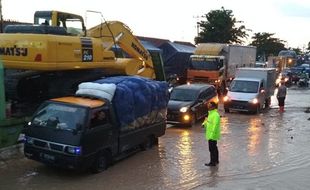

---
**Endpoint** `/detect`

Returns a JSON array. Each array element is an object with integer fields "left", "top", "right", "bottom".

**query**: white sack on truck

[{"left": 76, "top": 83, "right": 116, "bottom": 101}]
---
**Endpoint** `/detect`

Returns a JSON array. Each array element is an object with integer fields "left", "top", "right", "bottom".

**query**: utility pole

[
  {"left": 193, "top": 15, "right": 206, "bottom": 37},
  {"left": 0, "top": 0, "right": 3, "bottom": 33},
  {"left": 193, "top": 15, "right": 200, "bottom": 37}
]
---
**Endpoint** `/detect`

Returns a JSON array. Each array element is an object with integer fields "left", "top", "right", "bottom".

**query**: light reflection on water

[
  {"left": 247, "top": 117, "right": 262, "bottom": 157},
  {"left": 220, "top": 116, "right": 230, "bottom": 135},
  {"left": 157, "top": 128, "right": 200, "bottom": 189},
  {"left": 176, "top": 130, "right": 196, "bottom": 184}
]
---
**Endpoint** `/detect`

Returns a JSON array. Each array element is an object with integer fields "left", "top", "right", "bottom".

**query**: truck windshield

[
  {"left": 229, "top": 80, "right": 259, "bottom": 93},
  {"left": 31, "top": 103, "right": 87, "bottom": 132},
  {"left": 189, "top": 57, "right": 222, "bottom": 71},
  {"left": 170, "top": 88, "right": 198, "bottom": 101}
]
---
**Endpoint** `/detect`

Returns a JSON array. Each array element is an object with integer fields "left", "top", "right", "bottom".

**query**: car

[
  {"left": 167, "top": 83, "right": 218, "bottom": 127},
  {"left": 255, "top": 62, "right": 267, "bottom": 68}
]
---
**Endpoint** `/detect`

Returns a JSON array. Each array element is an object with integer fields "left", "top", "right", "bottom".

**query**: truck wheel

[{"left": 91, "top": 152, "right": 108, "bottom": 173}]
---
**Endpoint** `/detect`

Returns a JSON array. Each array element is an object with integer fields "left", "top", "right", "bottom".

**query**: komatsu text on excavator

[{"left": 0, "top": 10, "right": 165, "bottom": 114}]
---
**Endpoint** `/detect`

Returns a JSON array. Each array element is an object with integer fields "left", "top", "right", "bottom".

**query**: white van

[{"left": 223, "top": 68, "right": 276, "bottom": 114}]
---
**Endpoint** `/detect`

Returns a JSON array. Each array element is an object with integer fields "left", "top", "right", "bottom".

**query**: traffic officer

[{"left": 202, "top": 101, "right": 221, "bottom": 166}]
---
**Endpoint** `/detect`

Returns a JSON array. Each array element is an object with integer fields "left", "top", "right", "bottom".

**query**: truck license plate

[{"left": 40, "top": 153, "right": 55, "bottom": 161}]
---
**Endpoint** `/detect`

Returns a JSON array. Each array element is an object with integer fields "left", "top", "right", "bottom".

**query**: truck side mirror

[{"left": 260, "top": 88, "right": 265, "bottom": 93}]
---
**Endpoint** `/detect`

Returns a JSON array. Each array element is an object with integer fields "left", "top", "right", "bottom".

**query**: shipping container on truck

[{"left": 187, "top": 43, "right": 256, "bottom": 95}]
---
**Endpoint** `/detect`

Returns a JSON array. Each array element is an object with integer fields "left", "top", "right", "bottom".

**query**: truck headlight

[
  {"left": 66, "top": 146, "right": 82, "bottom": 155},
  {"left": 25, "top": 136, "right": 34, "bottom": 145},
  {"left": 249, "top": 98, "right": 258, "bottom": 104},
  {"left": 180, "top": 107, "right": 189, "bottom": 113}
]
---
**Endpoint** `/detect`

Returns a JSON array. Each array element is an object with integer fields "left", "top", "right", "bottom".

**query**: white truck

[
  {"left": 187, "top": 43, "right": 256, "bottom": 94},
  {"left": 223, "top": 68, "right": 277, "bottom": 113}
]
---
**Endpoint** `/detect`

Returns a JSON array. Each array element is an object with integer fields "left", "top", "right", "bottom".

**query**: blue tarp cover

[
  {"left": 94, "top": 76, "right": 168, "bottom": 128},
  {"left": 159, "top": 42, "right": 195, "bottom": 80}
]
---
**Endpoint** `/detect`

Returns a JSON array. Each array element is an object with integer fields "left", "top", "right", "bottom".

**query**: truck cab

[
  {"left": 23, "top": 96, "right": 116, "bottom": 172},
  {"left": 188, "top": 55, "right": 225, "bottom": 83}
]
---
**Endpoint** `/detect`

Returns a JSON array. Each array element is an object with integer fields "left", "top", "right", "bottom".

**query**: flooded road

[{"left": 1, "top": 87, "right": 310, "bottom": 190}]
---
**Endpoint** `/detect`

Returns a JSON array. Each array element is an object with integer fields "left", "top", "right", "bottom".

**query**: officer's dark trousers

[{"left": 208, "top": 140, "right": 219, "bottom": 164}]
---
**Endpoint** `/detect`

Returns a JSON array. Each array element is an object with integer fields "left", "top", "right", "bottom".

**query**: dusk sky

[{"left": 2, "top": 0, "right": 310, "bottom": 49}]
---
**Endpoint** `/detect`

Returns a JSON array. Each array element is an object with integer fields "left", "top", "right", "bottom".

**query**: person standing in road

[
  {"left": 202, "top": 101, "right": 221, "bottom": 166},
  {"left": 277, "top": 80, "right": 287, "bottom": 112}
]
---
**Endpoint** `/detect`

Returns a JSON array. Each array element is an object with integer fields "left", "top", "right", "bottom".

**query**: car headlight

[
  {"left": 249, "top": 98, "right": 258, "bottom": 104},
  {"left": 180, "top": 107, "right": 189, "bottom": 113},
  {"left": 183, "top": 114, "right": 190, "bottom": 121},
  {"left": 223, "top": 96, "right": 231, "bottom": 102}
]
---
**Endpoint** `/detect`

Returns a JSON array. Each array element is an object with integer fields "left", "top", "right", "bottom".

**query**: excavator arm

[{"left": 87, "top": 21, "right": 155, "bottom": 79}]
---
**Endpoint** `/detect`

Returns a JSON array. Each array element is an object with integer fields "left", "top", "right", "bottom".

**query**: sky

[{"left": 2, "top": 0, "right": 310, "bottom": 49}]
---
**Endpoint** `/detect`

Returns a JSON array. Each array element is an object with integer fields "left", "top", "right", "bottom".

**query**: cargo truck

[
  {"left": 22, "top": 76, "right": 169, "bottom": 173},
  {"left": 223, "top": 68, "right": 276, "bottom": 114},
  {"left": 187, "top": 43, "right": 256, "bottom": 95}
]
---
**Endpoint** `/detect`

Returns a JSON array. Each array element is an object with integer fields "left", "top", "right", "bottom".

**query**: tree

[
  {"left": 250, "top": 32, "right": 286, "bottom": 61},
  {"left": 292, "top": 48, "right": 302, "bottom": 55},
  {"left": 194, "top": 7, "right": 249, "bottom": 44},
  {"left": 307, "top": 42, "right": 310, "bottom": 52}
]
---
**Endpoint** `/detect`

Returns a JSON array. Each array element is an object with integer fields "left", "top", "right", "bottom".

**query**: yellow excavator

[{"left": 0, "top": 10, "right": 165, "bottom": 103}]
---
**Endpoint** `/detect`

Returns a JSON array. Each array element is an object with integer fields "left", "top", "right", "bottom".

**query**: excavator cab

[{"left": 34, "top": 11, "right": 86, "bottom": 36}]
